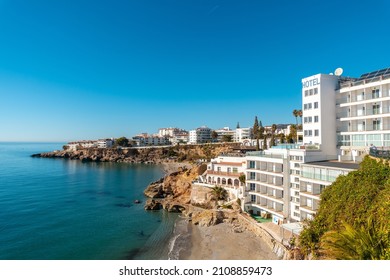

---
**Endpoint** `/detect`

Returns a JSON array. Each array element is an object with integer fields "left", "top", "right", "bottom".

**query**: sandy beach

[{"left": 180, "top": 222, "right": 278, "bottom": 260}]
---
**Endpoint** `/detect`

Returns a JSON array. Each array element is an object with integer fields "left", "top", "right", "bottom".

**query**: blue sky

[{"left": 1, "top": 0, "right": 390, "bottom": 142}]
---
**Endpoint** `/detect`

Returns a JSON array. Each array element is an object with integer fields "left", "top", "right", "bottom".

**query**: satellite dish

[{"left": 335, "top": 67, "right": 343, "bottom": 76}]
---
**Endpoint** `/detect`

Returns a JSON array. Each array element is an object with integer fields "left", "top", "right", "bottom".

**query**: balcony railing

[{"left": 207, "top": 170, "right": 243, "bottom": 177}]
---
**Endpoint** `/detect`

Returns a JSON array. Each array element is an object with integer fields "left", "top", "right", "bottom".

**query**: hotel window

[
  {"left": 233, "top": 167, "right": 238, "bottom": 173},
  {"left": 308, "top": 103, "right": 312, "bottom": 109},
  {"left": 250, "top": 195, "right": 256, "bottom": 203},
  {"left": 304, "top": 90, "right": 309, "bottom": 96},
  {"left": 314, "top": 116, "right": 319, "bottom": 122},
  {"left": 249, "top": 172, "right": 256, "bottom": 180},
  {"left": 295, "top": 205, "right": 299, "bottom": 210},
  {"left": 249, "top": 161, "right": 255, "bottom": 169},
  {"left": 314, "top": 88, "right": 318, "bottom": 94},
  {"left": 372, "top": 89, "right": 380, "bottom": 99},
  {"left": 315, "top": 129, "right": 319, "bottom": 136},
  {"left": 373, "top": 120, "right": 381, "bottom": 131},
  {"left": 373, "top": 104, "right": 380, "bottom": 115},
  {"left": 314, "top": 102, "right": 318, "bottom": 109},
  {"left": 250, "top": 183, "right": 256, "bottom": 191},
  {"left": 309, "top": 89, "right": 313, "bottom": 95},
  {"left": 304, "top": 104, "right": 308, "bottom": 110}
]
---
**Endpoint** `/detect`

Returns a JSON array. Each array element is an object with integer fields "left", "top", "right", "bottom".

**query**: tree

[
  {"left": 239, "top": 174, "right": 246, "bottom": 185},
  {"left": 211, "top": 186, "right": 228, "bottom": 201},
  {"left": 253, "top": 116, "right": 260, "bottom": 151},
  {"left": 115, "top": 137, "right": 129, "bottom": 147},
  {"left": 270, "top": 124, "right": 277, "bottom": 147},
  {"left": 279, "top": 133, "right": 286, "bottom": 144},
  {"left": 292, "top": 109, "right": 299, "bottom": 125},
  {"left": 262, "top": 135, "right": 268, "bottom": 150},
  {"left": 298, "top": 109, "right": 303, "bottom": 125},
  {"left": 299, "top": 157, "right": 390, "bottom": 259},
  {"left": 222, "top": 134, "right": 233, "bottom": 142},
  {"left": 320, "top": 219, "right": 389, "bottom": 260},
  {"left": 259, "top": 120, "right": 265, "bottom": 140},
  {"left": 289, "top": 125, "right": 297, "bottom": 143},
  {"left": 211, "top": 130, "right": 218, "bottom": 142}
]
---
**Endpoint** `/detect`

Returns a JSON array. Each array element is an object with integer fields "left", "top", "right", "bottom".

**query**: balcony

[{"left": 207, "top": 170, "right": 243, "bottom": 177}]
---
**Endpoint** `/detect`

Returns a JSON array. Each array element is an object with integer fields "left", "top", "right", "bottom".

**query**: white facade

[
  {"left": 234, "top": 127, "right": 252, "bottom": 143},
  {"left": 132, "top": 134, "right": 170, "bottom": 147},
  {"left": 302, "top": 74, "right": 339, "bottom": 158},
  {"left": 215, "top": 127, "right": 235, "bottom": 142},
  {"left": 188, "top": 126, "right": 212, "bottom": 144},
  {"left": 194, "top": 155, "right": 246, "bottom": 204},
  {"left": 336, "top": 68, "right": 390, "bottom": 160},
  {"left": 97, "top": 139, "right": 114, "bottom": 148}
]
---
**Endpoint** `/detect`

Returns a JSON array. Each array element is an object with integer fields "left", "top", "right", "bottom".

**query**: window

[
  {"left": 250, "top": 183, "right": 256, "bottom": 191},
  {"left": 314, "top": 102, "right": 318, "bottom": 109},
  {"left": 373, "top": 104, "right": 380, "bottom": 115},
  {"left": 315, "top": 129, "right": 319, "bottom": 136},
  {"left": 251, "top": 195, "right": 256, "bottom": 203},
  {"left": 314, "top": 88, "right": 318, "bottom": 94},
  {"left": 249, "top": 161, "right": 255, "bottom": 168},
  {"left": 233, "top": 167, "right": 238, "bottom": 173},
  {"left": 372, "top": 89, "right": 380, "bottom": 99},
  {"left": 373, "top": 120, "right": 381, "bottom": 130},
  {"left": 295, "top": 205, "right": 299, "bottom": 210},
  {"left": 304, "top": 130, "right": 313, "bottom": 136},
  {"left": 309, "top": 89, "right": 313, "bottom": 95},
  {"left": 314, "top": 116, "right": 319, "bottom": 123},
  {"left": 304, "top": 90, "right": 309, "bottom": 96},
  {"left": 249, "top": 172, "right": 256, "bottom": 180}
]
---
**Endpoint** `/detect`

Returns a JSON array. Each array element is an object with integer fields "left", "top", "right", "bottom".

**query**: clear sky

[{"left": 1, "top": 0, "right": 390, "bottom": 142}]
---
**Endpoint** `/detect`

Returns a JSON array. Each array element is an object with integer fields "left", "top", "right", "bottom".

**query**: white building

[
  {"left": 97, "top": 138, "right": 114, "bottom": 148},
  {"left": 189, "top": 126, "right": 212, "bottom": 144},
  {"left": 194, "top": 154, "right": 246, "bottom": 203},
  {"left": 67, "top": 140, "right": 97, "bottom": 151},
  {"left": 336, "top": 67, "right": 390, "bottom": 160},
  {"left": 234, "top": 127, "right": 252, "bottom": 143},
  {"left": 158, "top": 127, "right": 187, "bottom": 138},
  {"left": 214, "top": 127, "right": 235, "bottom": 142},
  {"left": 132, "top": 133, "right": 170, "bottom": 147},
  {"left": 299, "top": 161, "right": 358, "bottom": 221}
]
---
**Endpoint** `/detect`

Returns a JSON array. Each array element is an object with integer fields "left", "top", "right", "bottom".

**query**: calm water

[{"left": 0, "top": 142, "right": 179, "bottom": 260}]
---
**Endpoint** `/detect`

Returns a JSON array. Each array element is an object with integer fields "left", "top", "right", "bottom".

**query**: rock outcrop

[
  {"left": 143, "top": 165, "right": 202, "bottom": 213},
  {"left": 31, "top": 143, "right": 240, "bottom": 164}
]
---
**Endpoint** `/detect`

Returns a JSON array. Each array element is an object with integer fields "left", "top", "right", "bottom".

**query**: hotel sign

[{"left": 302, "top": 78, "right": 320, "bottom": 88}]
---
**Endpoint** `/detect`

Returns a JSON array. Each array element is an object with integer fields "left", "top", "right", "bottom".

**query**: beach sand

[{"left": 180, "top": 222, "right": 278, "bottom": 260}]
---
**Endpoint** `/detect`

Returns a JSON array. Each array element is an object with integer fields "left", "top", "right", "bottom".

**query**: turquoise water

[{"left": 0, "top": 142, "right": 178, "bottom": 260}]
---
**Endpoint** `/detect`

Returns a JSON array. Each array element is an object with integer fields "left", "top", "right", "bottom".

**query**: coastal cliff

[{"left": 32, "top": 143, "right": 240, "bottom": 164}]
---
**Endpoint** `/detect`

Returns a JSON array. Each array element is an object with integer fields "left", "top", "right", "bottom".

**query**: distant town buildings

[
  {"left": 67, "top": 139, "right": 114, "bottom": 151},
  {"left": 189, "top": 126, "right": 212, "bottom": 144}
]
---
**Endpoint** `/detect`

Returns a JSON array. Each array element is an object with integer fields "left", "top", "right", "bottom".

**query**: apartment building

[
  {"left": 336, "top": 67, "right": 390, "bottom": 160},
  {"left": 189, "top": 126, "right": 212, "bottom": 144}
]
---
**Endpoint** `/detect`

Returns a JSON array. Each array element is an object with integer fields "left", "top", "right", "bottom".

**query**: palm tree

[
  {"left": 320, "top": 219, "right": 389, "bottom": 260},
  {"left": 297, "top": 110, "right": 303, "bottom": 125},
  {"left": 292, "top": 109, "right": 299, "bottom": 125},
  {"left": 253, "top": 116, "right": 260, "bottom": 151},
  {"left": 211, "top": 186, "right": 228, "bottom": 201}
]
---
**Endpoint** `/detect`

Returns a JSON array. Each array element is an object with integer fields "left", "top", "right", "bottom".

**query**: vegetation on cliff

[{"left": 298, "top": 157, "right": 390, "bottom": 259}]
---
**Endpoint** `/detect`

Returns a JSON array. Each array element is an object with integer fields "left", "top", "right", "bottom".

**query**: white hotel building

[{"left": 243, "top": 67, "right": 390, "bottom": 223}]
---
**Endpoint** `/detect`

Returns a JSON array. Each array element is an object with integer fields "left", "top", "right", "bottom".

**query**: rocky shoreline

[{"left": 32, "top": 143, "right": 283, "bottom": 259}]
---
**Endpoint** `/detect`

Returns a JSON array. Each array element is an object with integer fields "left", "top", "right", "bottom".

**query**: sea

[{"left": 0, "top": 142, "right": 188, "bottom": 260}]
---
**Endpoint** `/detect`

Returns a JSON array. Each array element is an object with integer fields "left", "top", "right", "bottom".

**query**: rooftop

[{"left": 302, "top": 160, "right": 360, "bottom": 170}]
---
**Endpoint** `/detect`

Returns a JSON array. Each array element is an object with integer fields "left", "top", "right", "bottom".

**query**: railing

[
  {"left": 340, "top": 74, "right": 390, "bottom": 89},
  {"left": 369, "top": 147, "right": 390, "bottom": 158}
]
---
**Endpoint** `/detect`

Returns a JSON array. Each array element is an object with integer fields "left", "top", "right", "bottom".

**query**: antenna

[{"left": 335, "top": 67, "right": 343, "bottom": 76}]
